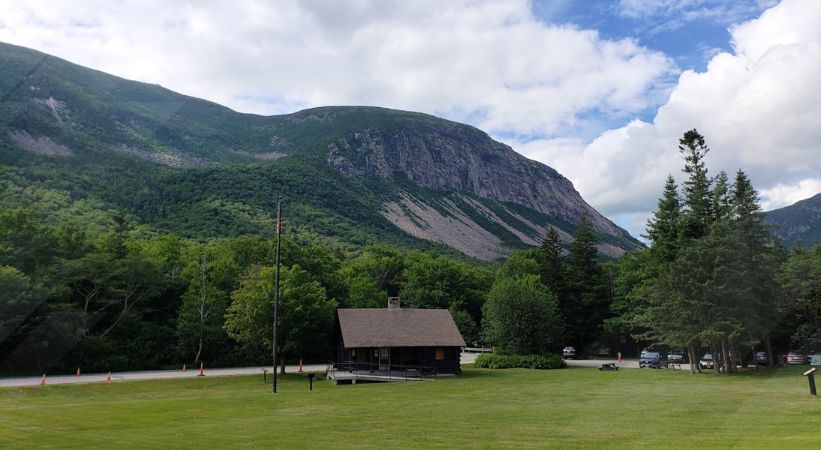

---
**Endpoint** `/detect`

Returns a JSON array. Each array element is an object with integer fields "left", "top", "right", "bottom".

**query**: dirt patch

[
  {"left": 116, "top": 144, "right": 210, "bottom": 168},
  {"left": 230, "top": 149, "right": 287, "bottom": 161},
  {"left": 8, "top": 130, "right": 71, "bottom": 156},
  {"left": 254, "top": 152, "right": 286, "bottom": 160}
]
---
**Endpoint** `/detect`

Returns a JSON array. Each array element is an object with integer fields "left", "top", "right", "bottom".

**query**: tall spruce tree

[
  {"left": 537, "top": 227, "right": 565, "bottom": 298},
  {"left": 563, "top": 218, "right": 609, "bottom": 350},
  {"left": 679, "top": 129, "right": 713, "bottom": 241},
  {"left": 731, "top": 170, "right": 780, "bottom": 366},
  {"left": 712, "top": 171, "right": 732, "bottom": 223},
  {"left": 645, "top": 175, "right": 681, "bottom": 266}
]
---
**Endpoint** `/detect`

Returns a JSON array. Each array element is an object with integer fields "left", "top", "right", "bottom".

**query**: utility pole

[{"left": 272, "top": 198, "right": 282, "bottom": 393}]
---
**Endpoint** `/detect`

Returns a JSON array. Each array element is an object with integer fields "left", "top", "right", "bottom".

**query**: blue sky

[
  {"left": 532, "top": 0, "right": 777, "bottom": 124},
  {"left": 536, "top": 0, "right": 775, "bottom": 70}
]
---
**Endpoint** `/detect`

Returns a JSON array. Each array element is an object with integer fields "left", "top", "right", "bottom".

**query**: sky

[{"left": 0, "top": 0, "right": 818, "bottom": 239}]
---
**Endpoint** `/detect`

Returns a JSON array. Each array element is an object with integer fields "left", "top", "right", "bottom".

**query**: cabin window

[
  {"left": 351, "top": 349, "right": 356, "bottom": 358},
  {"left": 435, "top": 348, "right": 445, "bottom": 361}
]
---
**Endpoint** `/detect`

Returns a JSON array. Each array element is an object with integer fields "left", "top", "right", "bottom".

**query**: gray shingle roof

[{"left": 338, "top": 308, "right": 466, "bottom": 348}]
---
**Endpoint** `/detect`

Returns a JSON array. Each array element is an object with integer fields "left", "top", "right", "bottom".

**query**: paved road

[
  {"left": 0, "top": 353, "right": 485, "bottom": 388},
  {"left": 0, "top": 354, "right": 646, "bottom": 388},
  {"left": 0, "top": 364, "right": 330, "bottom": 388}
]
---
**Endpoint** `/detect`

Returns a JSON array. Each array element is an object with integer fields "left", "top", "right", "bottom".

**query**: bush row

[{"left": 474, "top": 353, "right": 566, "bottom": 370}]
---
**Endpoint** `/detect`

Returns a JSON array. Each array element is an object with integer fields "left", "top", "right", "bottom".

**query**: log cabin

[{"left": 334, "top": 297, "right": 465, "bottom": 376}]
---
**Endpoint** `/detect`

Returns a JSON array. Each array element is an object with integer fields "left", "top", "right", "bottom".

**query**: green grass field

[{"left": 1, "top": 366, "right": 819, "bottom": 448}]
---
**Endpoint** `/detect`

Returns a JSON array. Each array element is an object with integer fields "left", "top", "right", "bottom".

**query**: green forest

[{"left": 1, "top": 129, "right": 819, "bottom": 376}]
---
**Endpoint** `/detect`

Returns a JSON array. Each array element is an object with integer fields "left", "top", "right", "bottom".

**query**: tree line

[
  {"left": 0, "top": 196, "right": 609, "bottom": 375},
  {"left": 0, "top": 210, "right": 496, "bottom": 375},
  {"left": 1, "top": 129, "right": 819, "bottom": 376},
  {"left": 609, "top": 130, "right": 820, "bottom": 373}
]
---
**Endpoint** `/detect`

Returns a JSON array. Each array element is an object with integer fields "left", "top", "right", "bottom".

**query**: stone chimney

[{"left": 387, "top": 297, "right": 401, "bottom": 310}]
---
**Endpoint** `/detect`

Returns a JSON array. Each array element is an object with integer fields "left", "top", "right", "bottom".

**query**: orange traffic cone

[
  {"left": 198, "top": 361, "right": 204, "bottom": 377},
  {"left": 40, "top": 374, "right": 46, "bottom": 385},
  {"left": 106, "top": 372, "right": 112, "bottom": 382},
  {"left": 298, "top": 358, "right": 304, "bottom": 373},
  {"left": 76, "top": 368, "right": 81, "bottom": 376},
  {"left": 182, "top": 364, "right": 186, "bottom": 372}
]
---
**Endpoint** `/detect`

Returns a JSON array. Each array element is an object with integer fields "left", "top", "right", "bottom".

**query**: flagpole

[{"left": 272, "top": 197, "right": 282, "bottom": 393}]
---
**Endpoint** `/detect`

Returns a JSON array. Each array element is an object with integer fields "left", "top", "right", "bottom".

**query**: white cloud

[
  {"left": 760, "top": 179, "right": 821, "bottom": 211},
  {"left": 0, "top": 0, "right": 675, "bottom": 139},
  {"left": 619, "top": 0, "right": 779, "bottom": 26},
  {"left": 520, "top": 0, "right": 821, "bottom": 238}
]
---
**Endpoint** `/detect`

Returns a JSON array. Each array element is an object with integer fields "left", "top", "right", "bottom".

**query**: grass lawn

[{"left": 1, "top": 365, "right": 819, "bottom": 448}]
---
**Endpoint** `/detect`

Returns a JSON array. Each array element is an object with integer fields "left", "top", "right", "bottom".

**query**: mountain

[
  {"left": 0, "top": 41, "right": 641, "bottom": 260},
  {"left": 765, "top": 193, "right": 821, "bottom": 248}
]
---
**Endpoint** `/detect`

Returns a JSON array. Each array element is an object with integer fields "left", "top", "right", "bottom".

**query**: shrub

[{"left": 474, "top": 353, "right": 566, "bottom": 370}]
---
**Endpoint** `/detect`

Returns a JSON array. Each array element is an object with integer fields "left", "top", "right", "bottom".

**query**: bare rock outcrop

[{"left": 327, "top": 124, "right": 630, "bottom": 240}]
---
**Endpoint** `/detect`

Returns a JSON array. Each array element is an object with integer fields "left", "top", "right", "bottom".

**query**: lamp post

[{"left": 272, "top": 198, "right": 282, "bottom": 393}]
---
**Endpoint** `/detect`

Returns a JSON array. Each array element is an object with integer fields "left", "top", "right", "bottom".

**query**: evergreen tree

[
  {"left": 731, "top": 170, "right": 780, "bottom": 366},
  {"left": 537, "top": 227, "right": 565, "bottom": 297},
  {"left": 563, "top": 218, "right": 609, "bottom": 350},
  {"left": 679, "top": 129, "right": 713, "bottom": 241},
  {"left": 644, "top": 175, "right": 681, "bottom": 265},
  {"left": 712, "top": 171, "right": 732, "bottom": 223}
]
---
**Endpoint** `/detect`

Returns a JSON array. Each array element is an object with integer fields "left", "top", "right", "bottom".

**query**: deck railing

[{"left": 326, "top": 361, "right": 438, "bottom": 381}]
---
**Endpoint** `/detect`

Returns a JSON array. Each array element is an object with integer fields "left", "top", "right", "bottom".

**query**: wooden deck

[{"left": 326, "top": 362, "right": 437, "bottom": 384}]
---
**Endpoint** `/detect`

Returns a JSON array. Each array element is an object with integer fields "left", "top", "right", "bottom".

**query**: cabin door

[{"left": 378, "top": 347, "right": 390, "bottom": 371}]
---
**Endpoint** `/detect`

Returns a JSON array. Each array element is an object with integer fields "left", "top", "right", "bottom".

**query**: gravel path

[
  {"left": 1, "top": 352, "right": 486, "bottom": 387},
  {"left": 0, "top": 354, "right": 645, "bottom": 387}
]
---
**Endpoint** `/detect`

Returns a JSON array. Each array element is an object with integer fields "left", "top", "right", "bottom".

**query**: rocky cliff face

[{"left": 326, "top": 124, "right": 630, "bottom": 241}]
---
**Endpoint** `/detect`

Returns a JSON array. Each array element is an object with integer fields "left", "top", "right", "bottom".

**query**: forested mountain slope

[
  {"left": 766, "top": 193, "right": 821, "bottom": 248},
  {"left": 0, "top": 41, "right": 641, "bottom": 259}
]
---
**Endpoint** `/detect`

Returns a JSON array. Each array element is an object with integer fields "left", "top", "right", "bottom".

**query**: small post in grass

[
  {"left": 804, "top": 368, "right": 817, "bottom": 396},
  {"left": 263, "top": 368, "right": 268, "bottom": 384},
  {"left": 308, "top": 373, "right": 315, "bottom": 391}
]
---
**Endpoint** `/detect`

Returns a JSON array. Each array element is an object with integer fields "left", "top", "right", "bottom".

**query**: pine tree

[
  {"left": 645, "top": 175, "right": 681, "bottom": 265},
  {"left": 712, "top": 171, "right": 732, "bottom": 223},
  {"left": 563, "top": 218, "right": 609, "bottom": 350},
  {"left": 731, "top": 170, "right": 779, "bottom": 366},
  {"left": 679, "top": 129, "right": 713, "bottom": 241},
  {"left": 537, "top": 227, "right": 565, "bottom": 297}
]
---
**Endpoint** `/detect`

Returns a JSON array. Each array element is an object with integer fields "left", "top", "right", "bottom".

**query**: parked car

[
  {"left": 699, "top": 353, "right": 715, "bottom": 369},
  {"left": 786, "top": 350, "right": 807, "bottom": 365},
  {"left": 668, "top": 349, "right": 687, "bottom": 364},
  {"left": 562, "top": 346, "right": 576, "bottom": 359},
  {"left": 640, "top": 351, "right": 663, "bottom": 368},
  {"left": 754, "top": 351, "right": 769, "bottom": 366},
  {"left": 810, "top": 354, "right": 821, "bottom": 366}
]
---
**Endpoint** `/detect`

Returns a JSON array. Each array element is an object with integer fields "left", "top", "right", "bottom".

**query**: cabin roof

[{"left": 337, "top": 308, "right": 466, "bottom": 348}]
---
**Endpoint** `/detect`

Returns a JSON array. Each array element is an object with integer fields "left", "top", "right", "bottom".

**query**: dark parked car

[
  {"left": 640, "top": 351, "right": 663, "bottom": 368},
  {"left": 786, "top": 350, "right": 806, "bottom": 365},
  {"left": 562, "top": 346, "right": 576, "bottom": 359},
  {"left": 754, "top": 351, "right": 768, "bottom": 366}
]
